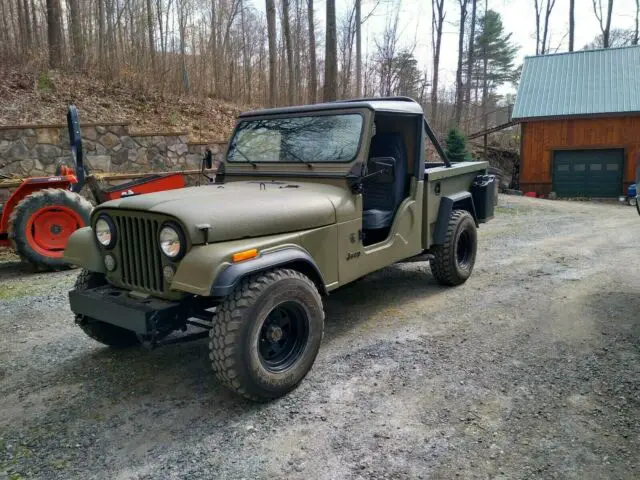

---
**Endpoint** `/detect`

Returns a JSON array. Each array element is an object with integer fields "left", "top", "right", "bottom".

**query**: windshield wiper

[
  {"left": 284, "top": 148, "right": 312, "bottom": 168},
  {"left": 232, "top": 145, "right": 257, "bottom": 167}
]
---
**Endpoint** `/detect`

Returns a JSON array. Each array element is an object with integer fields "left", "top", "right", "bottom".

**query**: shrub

[{"left": 444, "top": 127, "right": 472, "bottom": 162}]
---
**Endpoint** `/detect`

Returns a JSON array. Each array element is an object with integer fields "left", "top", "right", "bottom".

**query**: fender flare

[
  {"left": 210, "top": 247, "right": 327, "bottom": 297},
  {"left": 432, "top": 192, "right": 478, "bottom": 245}
]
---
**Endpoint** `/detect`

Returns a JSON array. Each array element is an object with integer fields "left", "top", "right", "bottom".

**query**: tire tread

[{"left": 209, "top": 268, "right": 324, "bottom": 401}]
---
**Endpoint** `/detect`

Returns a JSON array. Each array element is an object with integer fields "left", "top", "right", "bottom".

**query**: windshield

[{"left": 227, "top": 113, "right": 363, "bottom": 163}]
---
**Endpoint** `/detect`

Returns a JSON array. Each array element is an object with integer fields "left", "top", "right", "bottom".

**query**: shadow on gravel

[
  {"left": 0, "top": 260, "right": 40, "bottom": 281},
  {"left": 323, "top": 263, "right": 445, "bottom": 338},
  {"left": 47, "top": 263, "right": 443, "bottom": 406},
  {"left": 0, "top": 263, "right": 446, "bottom": 478}
]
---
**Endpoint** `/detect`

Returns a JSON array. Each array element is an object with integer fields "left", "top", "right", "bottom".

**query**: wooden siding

[{"left": 520, "top": 116, "right": 640, "bottom": 195}]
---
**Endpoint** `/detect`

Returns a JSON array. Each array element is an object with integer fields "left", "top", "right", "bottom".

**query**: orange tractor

[{"left": 0, "top": 106, "right": 189, "bottom": 270}]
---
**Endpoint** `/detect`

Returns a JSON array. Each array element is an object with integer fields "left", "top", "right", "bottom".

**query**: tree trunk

[
  {"left": 593, "top": 0, "right": 615, "bottom": 48},
  {"left": 454, "top": 0, "right": 467, "bottom": 126},
  {"left": 68, "top": 0, "right": 84, "bottom": 68},
  {"left": 98, "top": 0, "right": 105, "bottom": 65},
  {"left": 240, "top": 0, "right": 251, "bottom": 103},
  {"left": 535, "top": 0, "right": 540, "bottom": 54},
  {"left": 266, "top": 0, "right": 277, "bottom": 106},
  {"left": 464, "top": 0, "right": 477, "bottom": 107},
  {"left": 22, "top": 0, "right": 32, "bottom": 50},
  {"left": 307, "top": 0, "right": 317, "bottom": 103},
  {"left": 294, "top": 0, "right": 302, "bottom": 103},
  {"left": 282, "top": 0, "right": 295, "bottom": 105},
  {"left": 541, "top": 0, "right": 556, "bottom": 54},
  {"left": 634, "top": 0, "right": 639, "bottom": 45},
  {"left": 323, "top": 0, "right": 338, "bottom": 101},
  {"left": 569, "top": 0, "right": 575, "bottom": 51},
  {"left": 604, "top": 0, "right": 613, "bottom": 48},
  {"left": 355, "top": 0, "right": 362, "bottom": 97},
  {"left": 431, "top": 0, "right": 445, "bottom": 121},
  {"left": 30, "top": 0, "right": 39, "bottom": 47},
  {"left": 0, "top": 0, "right": 11, "bottom": 61},
  {"left": 146, "top": 0, "right": 155, "bottom": 71},
  {"left": 46, "top": 0, "right": 63, "bottom": 68}
]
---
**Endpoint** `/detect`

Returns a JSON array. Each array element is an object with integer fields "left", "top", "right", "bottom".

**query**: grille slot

[{"left": 112, "top": 214, "right": 164, "bottom": 293}]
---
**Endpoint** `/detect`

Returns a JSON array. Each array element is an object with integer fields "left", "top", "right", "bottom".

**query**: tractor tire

[
  {"left": 430, "top": 209, "right": 478, "bottom": 286},
  {"left": 209, "top": 269, "right": 324, "bottom": 401},
  {"left": 73, "top": 269, "right": 141, "bottom": 348},
  {"left": 8, "top": 188, "right": 93, "bottom": 270}
]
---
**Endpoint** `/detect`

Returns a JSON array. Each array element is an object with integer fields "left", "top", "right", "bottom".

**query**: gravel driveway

[{"left": 1, "top": 195, "right": 639, "bottom": 480}]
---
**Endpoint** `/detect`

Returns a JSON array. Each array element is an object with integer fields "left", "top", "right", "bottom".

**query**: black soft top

[{"left": 238, "top": 97, "right": 425, "bottom": 118}]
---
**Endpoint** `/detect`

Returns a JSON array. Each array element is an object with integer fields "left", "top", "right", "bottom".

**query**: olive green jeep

[{"left": 64, "top": 97, "right": 494, "bottom": 401}]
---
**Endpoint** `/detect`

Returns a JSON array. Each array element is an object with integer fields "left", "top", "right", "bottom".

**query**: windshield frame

[{"left": 226, "top": 110, "right": 367, "bottom": 165}]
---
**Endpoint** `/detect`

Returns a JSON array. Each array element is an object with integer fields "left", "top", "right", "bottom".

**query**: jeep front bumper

[{"left": 69, "top": 285, "right": 187, "bottom": 336}]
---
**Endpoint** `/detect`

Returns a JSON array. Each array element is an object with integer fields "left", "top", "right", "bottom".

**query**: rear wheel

[
  {"left": 209, "top": 269, "right": 324, "bottom": 401},
  {"left": 8, "top": 188, "right": 93, "bottom": 270},
  {"left": 430, "top": 209, "right": 477, "bottom": 286},
  {"left": 73, "top": 270, "right": 141, "bottom": 348}
]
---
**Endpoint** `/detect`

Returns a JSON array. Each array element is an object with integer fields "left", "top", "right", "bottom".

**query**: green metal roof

[{"left": 512, "top": 45, "right": 640, "bottom": 120}]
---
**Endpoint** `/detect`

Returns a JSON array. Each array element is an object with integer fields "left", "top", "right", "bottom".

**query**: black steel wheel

[
  {"left": 430, "top": 209, "right": 477, "bottom": 286},
  {"left": 259, "top": 302, "right": 310, "bottom": 372},
  {"left": 210, "top": 269, "right": 324, "bottom": 402}
]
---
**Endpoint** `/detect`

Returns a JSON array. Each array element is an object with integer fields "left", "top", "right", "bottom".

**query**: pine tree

[
  {"left": 444, "top": 128, "right": 472, "bottom": 162},
  {"left": 472, "top": 10, "right": 519, "bottom": 105}
]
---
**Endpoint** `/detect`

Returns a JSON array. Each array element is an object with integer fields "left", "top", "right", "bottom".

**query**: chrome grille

[{"left": 112, "top": 214, "right": 164, "bottom": 293}]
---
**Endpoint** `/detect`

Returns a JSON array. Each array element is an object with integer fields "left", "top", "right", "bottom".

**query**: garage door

[{"left": 553, "top": 149, "right": 624, "bottom": 197}]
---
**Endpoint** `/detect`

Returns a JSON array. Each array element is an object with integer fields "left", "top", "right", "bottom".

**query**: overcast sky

[{"left": 256, "top": 0, "right": 639, "bottom": 94}]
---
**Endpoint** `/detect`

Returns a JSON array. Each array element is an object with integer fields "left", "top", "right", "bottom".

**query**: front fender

[
  {"left": 63, "top": 227, "right": 105, "bottom": 273},
  {"left": 170, "top": 232, "right": 326, "bottom": 297}
]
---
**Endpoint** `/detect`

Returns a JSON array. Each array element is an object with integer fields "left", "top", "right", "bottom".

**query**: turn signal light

[{"left": 232, "top": 249, "right": 258, "bottom": 263}]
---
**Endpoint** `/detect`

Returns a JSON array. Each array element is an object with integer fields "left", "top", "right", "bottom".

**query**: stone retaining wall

[{"left": 0, "top": 122, "right": 227, "bottom": 178}]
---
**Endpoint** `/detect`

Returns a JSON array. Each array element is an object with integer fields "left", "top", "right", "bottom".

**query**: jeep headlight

[
  {"left": 159, "top": 224, "right": 185, "bottom": 259},
  {"left": 95, "top": 216, "right": 115, "bottom": 248}
]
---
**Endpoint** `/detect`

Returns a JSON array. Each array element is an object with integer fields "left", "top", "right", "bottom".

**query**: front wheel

[
  {"left": 430, "top": 209, "right": 478, "bottom": 286},
  {"left": 209, "top": 269, "right": 325, "bottom": 401}
]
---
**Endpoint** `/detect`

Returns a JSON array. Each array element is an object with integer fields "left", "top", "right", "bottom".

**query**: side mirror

[
  {"left": 368, "top": 157, "right": 395, "bottom": 184},
  {"left": 203, "top": 149, "right": 213, "bottom": 169}
]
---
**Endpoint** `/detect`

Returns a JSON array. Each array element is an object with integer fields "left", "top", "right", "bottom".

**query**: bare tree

[
  {"left": 592, "top": 0, "right": 614, "bottom": 48},
  {"left": 569, "top": 0, "right": 575, "bottom": 51},
  {"left": 266, "top": 0, "right": 278, "bottom": 106},
  {"left": 22, "top": 0, "right": 32, "bottom": 49},
  {"left": 355, "top": 0, "right": 362, "bottom": 97},
  {"left": 282, "top": 0, "right": 295, "bottom": 105},
  {"left": 464, "top": 0, "right": 477, "bottom": 107},
  {"left": 535, "top": 0, "right": 556, "bottom": 55},
  {"left": 324, "top": 0, "right": 338, "bottom": 101},
  {"left": 634, "top": 0, "right": 639, "bottom": 45},
  {"left": 454, "top": 0, "right": 468, "bottom": 126},
  {"left": 431, "top": 0, "right": 445, "bottom": 120},
  {"left": 307, "top": 0, "right": 317, "bottom": 103},
  {"left": 145, "top": 0, "right": 155, "bottom": 71},
  {"left": 46, "top": 0, "right": 63, "bottom": 68},
  {"left": 67, "top": 0, "right": 83, "bottom": 68}
]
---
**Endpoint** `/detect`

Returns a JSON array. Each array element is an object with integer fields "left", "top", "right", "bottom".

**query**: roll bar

[
  {"left": 424, "top": 119, "right": 451, "bottom": 168},
  {"left": 67, "top": 105, "right": 85, "bottom": 192}
]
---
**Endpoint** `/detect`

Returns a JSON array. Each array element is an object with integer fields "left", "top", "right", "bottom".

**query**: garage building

[{"left": 512, "top": 45, "right": 640, "bottom": 197}]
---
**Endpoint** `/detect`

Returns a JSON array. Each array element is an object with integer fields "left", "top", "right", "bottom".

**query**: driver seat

[{"left": 362, "top": 133, "right": 408, "bottom": 231}]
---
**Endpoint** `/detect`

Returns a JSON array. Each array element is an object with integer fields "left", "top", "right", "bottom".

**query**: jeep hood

[{"left": 96, "top": 181, "right": 346, "bottom": 244}]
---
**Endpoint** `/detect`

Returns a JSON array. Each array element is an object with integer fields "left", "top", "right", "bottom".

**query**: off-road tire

[
  {"left": 74, "top": 269, "right": 141, "bottom": 348},
  {"left": 430, "top": 209, "right": 477, "bottom": 286},
  {"left": 8, "top": 188, "right": 93, "bottom": 270},
  {"left": 209, "top": 269, "right": 324, "bottom": 401}
]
